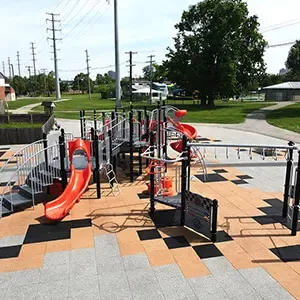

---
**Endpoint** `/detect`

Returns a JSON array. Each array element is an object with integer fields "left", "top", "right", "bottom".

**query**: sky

[{"left": 1, "top": 0, "right": 300, "bottom": 80}]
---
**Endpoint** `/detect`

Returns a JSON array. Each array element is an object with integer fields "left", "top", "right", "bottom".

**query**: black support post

[
  {"left": 180, "top": 135, "right": 188, "bottom": 226},
  {"left": 43, "top": 133, "right": 49, "bottom": 169},
  {"left": 102, "top": 112, "right": 106, "bottom": 128},
  {"left": 283, "top": 141, "right": 295, "bottom": 218},
  {"left": 291, "top": 151, "right": 300, "bottom": 236},
  {"left": 138, "top": 111, "right": 142, "bottom": 175},
  {"left": 108, "top": 130, "right": 113, "bottom": 166},
  {"left": 82, "top": 110, "right": 86, "bottom": 139},
  {"left": 95, "top": 134, "right": 101, "bottom": 199},
  {"left": 94, "top": 110, "right": 97, "bottom": 133},
  {"left": 162, "top": 100, "right": 167, "bottom": 169},
  {"left": 157, "top": 101, "right": 161, "bottom": 158},
  {"left": 122, "top": 108, "right": 126, "bottom": 160},
  {"left": 211, "top": 200, "right": 218, "bottom": 243},
  {"left": 145, "top": 113, "right": 150, "bottom": 167},
  {"left": 59, "top": 135, "right": 67, "bottom": 190},
  {"left": 129, "top": 110, "right": 134, "bottom": 182},
  {"left": 150, "top": 131, "right": 155, "bottom": 216},
  {"left": 80, "top": 111, "right": 84, "bottom": 139}
]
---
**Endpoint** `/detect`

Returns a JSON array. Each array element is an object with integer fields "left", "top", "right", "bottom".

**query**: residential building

[
  {"left": 262, "top": 82, "right": 300, "bottom": 101},
  {"left": 0, "top": 72, "right": 16, "bottom": 101}
]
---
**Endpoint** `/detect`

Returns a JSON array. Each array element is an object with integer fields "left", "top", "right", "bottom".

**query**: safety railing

[{"left": 0, "top": 143, "right": 60, "bottom": 218}]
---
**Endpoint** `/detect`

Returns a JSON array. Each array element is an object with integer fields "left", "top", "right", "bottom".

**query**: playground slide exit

[{"left": 44, "top": 139, "right": 92, "bottom": 221}]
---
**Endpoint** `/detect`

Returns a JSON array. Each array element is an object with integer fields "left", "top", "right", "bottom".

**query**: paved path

[
  {"left": 10, "top": 98, "right": 70, "bottom": 114},
  {"left": 191, "top": 102, "right": 300, "bottom": 144}
]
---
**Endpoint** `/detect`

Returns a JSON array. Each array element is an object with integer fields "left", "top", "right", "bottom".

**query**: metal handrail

[{"left": 0, "top": 143, "right": 60, "bottom": 218}]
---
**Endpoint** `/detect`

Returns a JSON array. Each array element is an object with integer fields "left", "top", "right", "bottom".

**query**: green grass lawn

[
  {"left": 0, "top": 122, "right": 43, "bottom": 129},
  {"left": 267, "top": 102, "right": 300, "bottom": 133},
  {"left": 6, "top": 98, "right": 52, "bottom": 110},
  {"left": 28, "top": 94, "right": 273, "bottom": 124}
]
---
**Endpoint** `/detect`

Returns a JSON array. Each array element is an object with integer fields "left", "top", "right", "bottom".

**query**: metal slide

[{"left": 44, "top": 139, "right": 92, "bottom": 221}]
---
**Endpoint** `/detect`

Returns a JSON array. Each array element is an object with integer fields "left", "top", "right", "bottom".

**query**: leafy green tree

[
  {"left": 9, "top": 76, "right": 28, "bottom": 96},
  {"left": 286, "top": 41, "right": 300, "bottom": 72},
  {"left": 143, "top": 64, "right": 168, "bottom": 82},
  {"left": 47, "top": 72, "right": 56, "bottom": 95},
  {"left": 95, "top": 73, "right": 115, "bottom": 85},
  {"left": 60, "top": 80, "right": 70, "bottom": 93},
  {"left": 259, "top": 73, "right": 284, "bottom": 88},
  {"left": 72, "top": 73, "right": 93, "bottom": 94},
  {"left": 165, "top": 0, "right": 267, "bottom": 106}
]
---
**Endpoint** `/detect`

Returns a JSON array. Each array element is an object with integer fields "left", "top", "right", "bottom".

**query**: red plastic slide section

[
  {"left": 44, "top": 139, "right": 91, "bottom": 221},
  {"left": 170, "top": 123, "right": 198, "bottom": 153}
]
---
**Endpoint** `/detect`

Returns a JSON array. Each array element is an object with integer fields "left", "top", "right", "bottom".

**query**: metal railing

[{"left": 0, "top": 143, "right": 60, "bottom": 218}]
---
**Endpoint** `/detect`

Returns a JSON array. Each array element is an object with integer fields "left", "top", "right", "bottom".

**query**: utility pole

[
  {"left": 26, "top": 66, "right": 32, "bottom": 96},
  {"left": 46, "top": 12, "right": 61, "bottom": 99},
  {"left": 10, "top": 64, "right": 15, "bottom": 78},
  {"left": 113, "top": 0, "right": 121, "bottom": 107},
  {"left": 8, "top": 57, "right": 11, "bottom": 78},
  {"left": 125, "top": 51, "right": 137, "bottom": 102},
  {"left": 16, "top": 51, "right": 21, "bottom": 76},
  {"left": 30, "top": 43, "right": 37, "bottom": 76},
  {"left": 2, "top": 61, "right": 5, "bottom": 76},
  {"left": 146, "top": 55, "right": 155, "bottom": 104},
  {"left": 85, "top": 49, "right": 91, "bottom": 101}
]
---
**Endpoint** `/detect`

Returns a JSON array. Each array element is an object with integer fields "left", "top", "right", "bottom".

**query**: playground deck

[{"left": 0, "top": 161, "right": 299, "bottom": 299}]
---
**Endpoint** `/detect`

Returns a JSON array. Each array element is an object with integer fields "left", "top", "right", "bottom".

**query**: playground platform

[{"left": 0, "top": 130, "right": 299, "bottom": 299}]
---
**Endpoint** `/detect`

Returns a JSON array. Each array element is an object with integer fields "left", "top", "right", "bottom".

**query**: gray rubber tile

[
  {"left": 126, "top": 269, "right": 158, "bottom": 289},
  {"left": 131, "top": 285, "right": 165, "bottom": 300},
  {"left": 37, "top": 279, "right": 69, "bottom": 300},
  {"left": 158, "top": 275, "right": 196, "bottom": 300},
  {"left": 43, "top": 251, "right": 70, "bottom": 268},
  {"left": 197, "top": 292, "right": 230, "bottom": 300},
  {"left": 0, "top": 235, "right": 25, "bottom": 247},
  {"left": 40, "top": 263, "right": 69, "bottom": 283},
  {"left": 188, "top": 275, "right": 226, "bottom": 296},
  {"left": 100, "top": 287, "right": 133, "bottom": 300},
  {"left": 70, "top": 248, "right": 97, "bottom": 278},
  {"left": 214, "top": 271, "right": 260, "bottom": 299},
  {"left": 68, "top": 274, "right": 100, "bottom": 300},
  {"left": 98, "top": 270, "right": 130, "bottom": 294},
  {"left": 0, "top": 271, "right": 11, "bottom": 289},
  {"left": 4, "top": 283, "right": 38, "bottom": 300},
  {"left": 9, "top": 268, "right": 41, "bottom": 287},
  {"left": 122, "top": 253, "right": 151, "bottom": 271},
  {"left": 153, "top": 263, "right": 184, "bottom": 280},
  {"left": 94, "top": 234, "right": 120, "bottom": 257},
  {"left": 96, "top": 254, "right": 124, "bottom": 273},
  {"left": 70, "top": 248, "right": 96, "bottom": 262},
  {"left": 202, "top": 256, "right": 236, "bottom": 275}
]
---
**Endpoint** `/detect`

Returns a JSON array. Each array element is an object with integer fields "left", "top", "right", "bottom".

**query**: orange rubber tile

[
  {"left": 118, "top": 241, "right": 145, "bottom": 256},
  {"left": 2, "top": 224, "right": 28, "bottom": 236},
  {"left": 71, "top": 227, "right": 94, "bottom": 249},
  {"left": 11, "top": 254, "right": 44, "bottom": 272},
  {"left": 146, "top": 249, "right": 175, "bottom": 266},
  {"left": 19, "top": 242, "right": 47, "bottom": 258},
  {"left": 171, "top": 248, "right": 210, "bottom": 278},
  {"left": 142, "top": 239, "right": 169, "bottom": 253},
  {"left": 116, "top": 228, "right": 140, "bottom": 243},
  {"left": 287, "top": 261, "right": 300, "bottom": 276},
  {"left": 45, "top": 239, "right": 71, "bottom": 253}
]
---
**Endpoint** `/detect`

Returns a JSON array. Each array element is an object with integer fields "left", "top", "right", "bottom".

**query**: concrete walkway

[
  {"left": 191, "top": 102, "right": 300, "bottom": 144},
  {"left": 10, "top": 98, "right": 70, "bottom": 114}
]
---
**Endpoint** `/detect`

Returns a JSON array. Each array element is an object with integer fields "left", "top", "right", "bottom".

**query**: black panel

[
  {"left": 0, "top": 181, "right": 16, "bottom": 187},
  {"left": 231, "top": 180, "right": 248, "bottom": 185},
  {"left": 237, "top": 175, "right": 253, "bottom": 180},
  {"left": 137, "top": 229, "right": 161, "bottom": 241},
  {"left": 138, "top": 193, "right": 150, "bottom": 200},
  {"left": 0, "top": 151, "right": 5, "bottom": 158},
  {"left": 69, "top": 218, "right": 92, "bottom": 228},
  {"left": 270, "top": 245, "right": 300, "bottom": 262},
  {"left": 24, "top": 223, "right": 71, "bottom": 244},
  {"left": 213, "top": 169, "right": 228, "bottom": 174},
  {"left": 253, "top": 215, "right": 284, "bottom": 225},
  {"left": 164, "top": 236, "right": 190, "bottom": 249},
  {"left": 0, "top": 148, "right": 10, "bottom": 151},
  {"left": 0, "top": 245, "right": 22, "bottom": 259},
  {"left": 195, "top": 174, "right": 228, "bottom": 183},
  {"left": 150, "top": 209, "right": 181, "bottom": 228},
  {"left": 196, "top": 138, "right": 210, "bottom": 141},
  {"left": 193, "top": 244, "right": 223, "bottom": 259},
  {"left": 264, "top": 198, "right": 283, "bottom": 209},
  {"left": 215, "top": 231, "right": 233, "bottom": 243},
  {"left": 258, "top": 206, "right": 282, "bottom": 216}
]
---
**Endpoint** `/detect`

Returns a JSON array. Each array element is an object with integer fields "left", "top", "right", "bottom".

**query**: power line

[
  {"left": 53, "top": 0, "right": 65, "bottom": 12},
  {"left": 262, "top": 18, "right": 300, "bottom": 33},
  {"left": 267, "top": 40, "right": 296, "bottom": 49},
  {"left": 61, "top": 0, "right": 82, "bottom": 24},
  {"left": 63, "top": 0, "right": 100, "bottom": 39},
  {"left": 58, "top": 0, "right": 72, "bottom": 15}
]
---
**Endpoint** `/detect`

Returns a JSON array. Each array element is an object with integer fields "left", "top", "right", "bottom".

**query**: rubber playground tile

[
  {"left": 19, "top": 242, "right": 47, "bottom": 258},
  {"left": 137, "top": 193, "right": 150, "bottom": 200},
  {"left": 0, "top": 181, "right": 16, "bottom": 187},
  {"left": 23, "top": 223, "right": 71, "bottom": 244},
  {"left": 237, "top": 175, "right": 253, "bottom": 180},
  {"left": 116, "top": 228, "right": 140, "bottom": 243},
  {"left": 270, "top": 245, "right": 300, "bottom": 262},
  {"left": 142, "top": 239, "right": 169, "bottom": 253},
  {"left": 164, "top": 236, "right": 190, "bottom": 249},
  {"left": 150, "top": 209, "right": 181, "bottom": 228},
  {"left": 118, "top": 240, "right": 145, "bottom": 256},
  {"left": 71, "top": 227, "right": 94, "bottom": 249},
  {"left": 264, "top": 198, "right": 284, "bottom": 209},
  {"left": 0, "top": 245, "right": 22, "bottom": 259},
  {"left": 146, "top": 249, "right": 175, "bottom": 266},
  {"left": 67, "top": 218, "right": 92, "bottom": 228},
  {"left": 137, "top": 229, "right": 162, "bottom": 241},
  {"left": 214, "top": 230, "right": 233, "bottom": 243},
  {"left": 213, "top": 169, "right": 228, "bottom": 174},
  {"left": 231, "top": 179, "right": 249, "bottom": 185},
  {"left": 158, "top": 226, "right": 186, "bottom": 238},
  {"left": 195, "top": 173, "right": 228, "bottom": 183},
  {"left": 193, "top": 244, "right": 223, "bottom": 259}
]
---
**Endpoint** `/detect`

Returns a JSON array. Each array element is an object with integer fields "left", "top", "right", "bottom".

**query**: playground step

[
  {"left": 28, "top": 177, "right": 53, "bottom": 188},
  {"left": 155, "top": 194, "right": 182, "bottom": 209},
  {"left": 2, "top": 192, "right": 32, "bottom": 210},
  {"left": 18, "top": 184, "right": 44, "bottom": 201},
  {"left": 1, "top": 205, "right": 12, "bottom": 217}
]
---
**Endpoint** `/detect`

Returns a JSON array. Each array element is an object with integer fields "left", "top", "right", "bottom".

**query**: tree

[
  {"left": 72, "top": 73, "right": 93, "bottom": 94},
  {"left": 165, "top": 0, "right": 267, "bottom": 106},
  {"left": 286, "top": 41, "right": 300, "bottom": 72},
  {"left": 95, "top": 73, "right": 115, "bottom": 85},
  {"left": 143, "top": 64, "right": 168, "bottom": 82}
]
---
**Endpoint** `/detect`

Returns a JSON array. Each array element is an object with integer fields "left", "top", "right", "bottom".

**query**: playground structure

[{"left": 0, "top": 101, "right": 299, "bottom": 238}]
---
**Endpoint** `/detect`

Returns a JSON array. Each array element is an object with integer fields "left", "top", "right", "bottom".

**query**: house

[
  {"left": 132, "top": 82, "right": 168, "bottom": 102},
  {"left": 0, "top": 72, "right": 16, "bottom": 101},
  {"left": 262, "top": 82, "right": 300, "bottom": 101}
]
